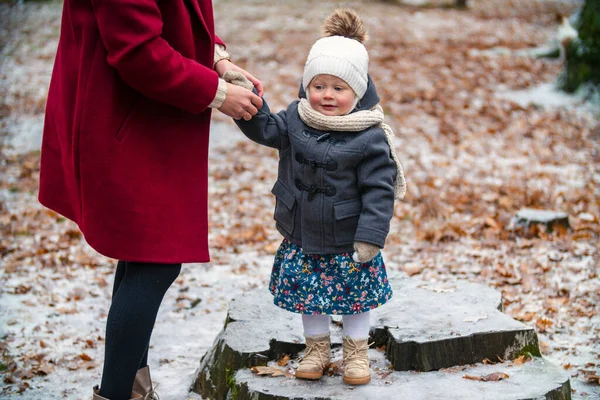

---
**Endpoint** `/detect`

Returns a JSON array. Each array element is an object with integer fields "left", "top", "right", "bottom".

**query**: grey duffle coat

[{"left": 235, "top": 76, "right": 396, "bottom": 255}]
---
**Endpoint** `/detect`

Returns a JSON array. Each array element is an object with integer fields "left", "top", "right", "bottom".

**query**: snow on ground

[
  {"left": 0, "top": 121, "right": 272, "bottom": 399},
  {"left": 1, "top": 0, "right": 599, "bottom": 399},
  {"left": 496, "top": 82, "right": 593, "bottom": 110},
  {"left": 0, "top": 249, "right": 274, "bottom": 399}
]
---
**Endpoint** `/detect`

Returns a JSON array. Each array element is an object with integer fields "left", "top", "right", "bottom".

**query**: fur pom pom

[{"left": 321, "top": 9, "right": 368, "bottom": 43}]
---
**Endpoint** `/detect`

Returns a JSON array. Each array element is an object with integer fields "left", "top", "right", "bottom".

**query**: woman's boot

[
  {"left": 133, "top": 366, "right": 159, "bottom": 399},
  {"left": 295, "top": 334, "right": 331, "bottom": 380},
  {"left": 342, "top": 336, "right": 371, "bottom": 385}
]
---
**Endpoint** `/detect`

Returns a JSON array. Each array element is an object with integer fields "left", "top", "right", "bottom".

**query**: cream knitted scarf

[{"left": 297, "top": 98, "right": 406, "bottom": 200}]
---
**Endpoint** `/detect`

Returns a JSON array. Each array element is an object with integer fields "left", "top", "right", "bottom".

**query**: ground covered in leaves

[{"left": 1, "top": 0, "right": 598, "bottom": 398}]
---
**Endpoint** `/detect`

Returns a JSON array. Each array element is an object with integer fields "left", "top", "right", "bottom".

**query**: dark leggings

[{"left": 99, "top": 260, "right": 181, "bottom": 400}]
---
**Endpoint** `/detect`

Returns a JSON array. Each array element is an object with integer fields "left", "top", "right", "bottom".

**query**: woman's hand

[
  {"left": 215, "top": 60, "right": 264, "bottom": 96},
  {"left": 352, "top": 242, "right": 380, "bottom": 263},
  {"left": 218, "top": 83, "right": 263, "bottom": 121}
]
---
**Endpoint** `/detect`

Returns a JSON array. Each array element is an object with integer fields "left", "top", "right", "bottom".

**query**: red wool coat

[{"left": 39, "top": 0, "right": 225, "bottom": 263}]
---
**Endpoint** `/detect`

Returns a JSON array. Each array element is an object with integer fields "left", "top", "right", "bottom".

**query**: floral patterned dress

[{"left": 269, "top": 239, "right": 393, "bottom": 315}]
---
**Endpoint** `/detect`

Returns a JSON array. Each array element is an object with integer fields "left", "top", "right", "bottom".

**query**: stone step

[
  {"left": 192, "top": 278, "right": 565, "bottom": 400},
  {"left": 373, "top": 279, "right": 540, "bottom": 371},
  {"left": 233, "top": 356, "right": 570, "bottom": 400}
]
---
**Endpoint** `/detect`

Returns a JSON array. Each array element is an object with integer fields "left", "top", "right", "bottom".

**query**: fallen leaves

[
  {"left": 403, "top": 263, "right": 426, "bottom": 276},
  {"left": 535, "top": 317, "right": 554, "bottom": 333},
  {"left": 251, "top": 366, "right": 292, "bottom": 378},
  {"left": 510, "top": 354, "right": 531, "bottom": 367},
  {"left": 463, "top": 372, "right": 510, "bottom": 382},
  {"left": 582, "top": 371, "right": 599, "bottom": 385},
  {"left": 1, "top": 0, "right": 599, "bottom": 396}
]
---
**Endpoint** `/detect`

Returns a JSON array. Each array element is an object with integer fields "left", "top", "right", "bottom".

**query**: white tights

[{"left": 302, "top": 312, "right": 371, "bottom": 340}]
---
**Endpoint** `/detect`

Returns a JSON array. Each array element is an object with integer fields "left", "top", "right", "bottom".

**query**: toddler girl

[{"left": 231, "top": 9, "right": 406, "bottom": 385}]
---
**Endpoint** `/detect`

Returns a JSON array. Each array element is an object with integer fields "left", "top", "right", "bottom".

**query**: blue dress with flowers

[{"left": 269, "top": 239, "right": 393, "bottom": 315}]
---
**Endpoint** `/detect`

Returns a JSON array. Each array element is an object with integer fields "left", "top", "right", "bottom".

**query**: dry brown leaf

[
  {"left": 13, "top": 368, "right": 34, "bottom": 380},
  {"left": 82, "top": 361, "right": 100, "bottom": 370},
  {"left": 463, "top": 372, "right": 509, "bottom": 382},
  {"left": 17, "top": 382, "right": 31, "bottom": 393},
  {"left": 535, "top": 317, "right": 553, "bottom": 333},
  {"left": 251, "top": 366, "right": 287, "bottom": 377},
  {"left": 35, "top": 363, "right": 54, "bottom": 376},
  {"left": 79, "top": 353, "right": 93, "bottom": 362},
  {"left": 584, "top": 373, "right": 599, "bottom": 385},
  {"left": 377, "top": 370, "right": 393, "bottom": 379},
  {"left": 326, "top": 362, "right": 342, "bottom": 376},
  {"left": 516, "top": 312, "right": 536, "bottom": 322},
  {"left": 403, "top": 263, "right": 425, "bottom": 276},
  {"left": 277, "top": 354, "right": 291, "bottom": 367},
  {"left": 485, "top": 217, "right": 500, "bottom": 230},
  {"left": 510, "top": 354, "right": 530, "bottom": 366},
  {"left": 95, "top": 277, "right": 109, "bottom": 287}
]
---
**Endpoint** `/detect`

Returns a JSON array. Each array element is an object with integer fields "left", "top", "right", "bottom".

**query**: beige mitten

[
  {"left": 222, "top": 71, "right": 254, "bottom": 91},
  {"left": 352, "top": 242, "right": 380, "bottom": 263}
]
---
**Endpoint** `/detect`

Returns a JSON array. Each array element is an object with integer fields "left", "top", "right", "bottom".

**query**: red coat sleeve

[
  {"left": 91, "top": 0, "right": 219, "bottom": 114},
  {"left": 215, "top": 35, "right": 225, "bottom": 48}
]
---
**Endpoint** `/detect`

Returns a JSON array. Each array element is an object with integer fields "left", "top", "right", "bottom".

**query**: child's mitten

[
  {"left": 222, "top": 71, "right": 255, "bottom": 91},
  {"left": 352, "top": 242, "right": 380, "bottom": 263}
]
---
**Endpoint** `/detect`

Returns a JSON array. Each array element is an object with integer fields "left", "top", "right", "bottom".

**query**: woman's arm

[{"left": 91, "top": 0, "right": 220, "bottom": 114}]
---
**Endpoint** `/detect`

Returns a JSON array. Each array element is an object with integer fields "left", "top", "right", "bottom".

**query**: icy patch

[
  {"left": 400, "top": 0, "right": 430, "bottom": 5},
  {"left": 208, "top": 121, "right": 246, "bottom": 150},
  {"left": 496, "top": 82, "right": 584, "bottom": 109},
  {"left": 2, "top": 114, "right": 44, "bottom": 155},
  {"left": 468, "top": 44, "right": 559, "bottom": 58},
  {"left": 514, "top": 209, "right": 569, "bottom": 223}
]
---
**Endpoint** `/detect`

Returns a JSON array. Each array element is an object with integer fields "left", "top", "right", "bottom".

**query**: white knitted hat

[{"left": 302, "top": 10, "right": 369, "bottom": 98}]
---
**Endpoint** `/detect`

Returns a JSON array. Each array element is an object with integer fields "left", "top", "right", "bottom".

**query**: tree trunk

[
  {"left": 456, "top": 0, "right": 468, "bottom": 8},
  {"left": 562, "top": 0, "right": 600, "bottom": 92}
]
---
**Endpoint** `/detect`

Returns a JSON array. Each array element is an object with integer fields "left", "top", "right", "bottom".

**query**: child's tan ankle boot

[
  {"left": 295, "top": 334, "right": 331, "bottom": 380},
  {"left": 342, "top": 336, "right": 371, "bottom": 385}
]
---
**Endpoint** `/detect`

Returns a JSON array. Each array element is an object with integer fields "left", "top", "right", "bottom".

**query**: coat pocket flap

[
  {"left": 271, "top": 180, "right": 296, "bottom": 210},
  {"left": 334, "top": 199, "right": 362, "bottom": 220}
]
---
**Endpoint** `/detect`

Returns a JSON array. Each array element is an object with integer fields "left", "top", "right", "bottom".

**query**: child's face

[{"left": 307, "top": 75, "right": 356, "bottom": 116}]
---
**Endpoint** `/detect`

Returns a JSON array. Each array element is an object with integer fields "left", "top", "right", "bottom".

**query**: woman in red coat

[{"left": 38, "top": 0, "right": 263, "bottom": 398}]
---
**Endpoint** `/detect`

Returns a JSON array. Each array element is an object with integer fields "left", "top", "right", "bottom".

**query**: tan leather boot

[
  {"left": 342, "top": 337, "right": 371, "bottom": 385},
  {"left": 295, "top": 334, "right": 331, "bottom": 380},
  {"left": 133, "top": 366, "right": 159, "bottom": 400},
  {"left": 92, "top": 386, "right": 143, "bottom": 400}
]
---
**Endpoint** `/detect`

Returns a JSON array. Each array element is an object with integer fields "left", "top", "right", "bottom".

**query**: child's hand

[
  {"left": 352, "top": 242, "right": 380, "bottom": 263},
  {"left": 215, "top": 60, "right": 264, "bottom": 96},
  {"left": 223, "top": 71, "right": 255, "bottom": 91}
]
